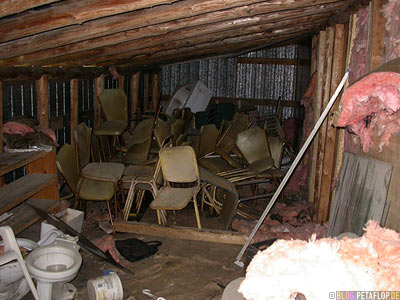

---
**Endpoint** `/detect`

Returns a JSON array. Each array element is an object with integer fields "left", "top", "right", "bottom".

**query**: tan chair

[
  {"left": 124, "top": 118, "right": 154, "bottom": 165},
  {"left": 56, "top": 144, "right": 115, "bottom": 223},
  {"left": 74, "top": 123, "right": 125, "bottom": 219},
  {"left": 150, "top": 146, "right": 202, "bottom": 229}
]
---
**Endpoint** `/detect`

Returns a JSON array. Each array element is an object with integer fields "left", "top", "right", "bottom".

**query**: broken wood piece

[{"left": 113, "top": 221, "right": 249, "bottom": 245}]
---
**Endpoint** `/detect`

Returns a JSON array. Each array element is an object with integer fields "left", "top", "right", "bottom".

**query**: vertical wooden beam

[
  {"left": 130, "top": 71, "right": 140, "bottom": 129},
  {"left": 36, "top": 75, "right": 49, "bottom": 128},
  {"left": 318, "top": 24, "right": 347, "bottom": 223},
  {"left": 151, "top": 72, "right": 160, "bottom": 113},
  {"left": 367, "top": 0, "right": 386, "bottom": 71},
  {"left": 314, "top": 27, "right": 335, "bottom": 218},
  {"left": 143, "top": 73, "right": 149, "bottom": 113},
  {"left": 308, "top": 31, "right": 326, "bottom": 205},
  {"left": 118, "top": 75, "right": 125, "bottom": 90},
  {"left": 94, "top": 74, "right": 104, "bottom": 127},
  {"left": 0, "top": 81, "right": 4, "bottom": 187},
  {"left": 70, "top": 79, "right": 79, "bottom": 145}
]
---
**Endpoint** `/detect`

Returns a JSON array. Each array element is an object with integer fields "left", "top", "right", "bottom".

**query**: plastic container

[{"left": 87, "top": 272, "right": 123, "bottom": 300}]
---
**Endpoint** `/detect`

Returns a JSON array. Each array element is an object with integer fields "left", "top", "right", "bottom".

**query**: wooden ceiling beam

[
  {"left": 0, "top": 0, "right": 180, "bottom": 43},
  {"left": 0, "top": 0, "right": 60, "bottom": 19},
  {"left": 102, "top": 24, "right": 318, "bottom": 67},
  {"left": 74, "top": 16, "right": 328, "bottom": 67},
  {"left": 0, "top": 1, "right": 346, "bottom": 67},
  {"left": 0, "top": 0, "right": 345, "bottom": 60}
]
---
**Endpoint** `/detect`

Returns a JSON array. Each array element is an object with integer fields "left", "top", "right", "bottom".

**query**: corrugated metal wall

[{"left": 161, "top": 45, "right": 310, "bottom": 120}]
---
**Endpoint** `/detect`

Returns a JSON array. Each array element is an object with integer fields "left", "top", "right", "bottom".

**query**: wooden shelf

[
  {"left": 0, "top": 198, "right": 61, "bottom": 235},
  {"left": 0, "top": 173, "right": 57, "bottom": 215},
  {"left": 0, "top": 151, "right": 47, "bottom": 176}
]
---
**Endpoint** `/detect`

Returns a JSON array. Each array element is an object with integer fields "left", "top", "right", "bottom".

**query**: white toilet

[{"left": 26, "top": 235, "right": 82, "bottom": 300}]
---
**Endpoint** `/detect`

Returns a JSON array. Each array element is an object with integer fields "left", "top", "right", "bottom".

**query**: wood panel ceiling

[{"left": 0, "top": 0, "right": 369, "bottom": 77}]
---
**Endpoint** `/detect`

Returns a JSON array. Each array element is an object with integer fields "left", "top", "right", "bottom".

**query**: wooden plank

[
  {"left": 143, "top": 73, "right": 149, "bottom": 113},
  {"left": 308, "top": 30, "right": 326, "bottom": 205},
  {"left": 0, "top": 0, "right": 344, "bottom": 60},
  {"left": 367, "top": 0, "right": 386, "bottom": 71},
  {"left": 26, "top": 148, "right": 59, "bottom": 200},
  {"left": 314, "top": 27, "right": 334, "bottom": 219},
  {"left": 118, "top": 75, "right": 125, "bottom": 90},
  {"left": 0, "top": 151, "right": 47, "bottom": 176},
  {"left": 70, "top": 79, "right": 79, "bottom": 146},
  {"left": 0, "top": 81, "right": 3, "bottom": 187},
  {"left": 131, "top": 72, "right": 141, "bottom": 128},
  {"left": 0, "top": 174, "right": 57, "bottom": 215},
  {"left": 0, "top": 0, "right": 180, "bottom": 43},
  {"left": 0, "top": 0, "right": 59, "bottom": 18},
  {"left": 1, "top": 198, "right": 60, "bottom": 235},
  {"left": 237, "top": 57, "right": 311, "bottom": 66},
  {"left": 114, "top": 220, "right": 249, "bottom": 245},
  {"left": 208, "top": 96, "right": 299, "bottom": 107},
  {"left": 151, "top": 73, "right": 159, "bottom": 113},
  {"left": 36, "top": 75, "right": 49, "bottom": 128},
  {"left": 318, "top": 24, "right": 346, "bottom": 223},
  {"left": 94, "top": 74, "right": 104, "bottom": 128},
  {"left": 2, "top": 2, "right": 344, "bottom": 68}
]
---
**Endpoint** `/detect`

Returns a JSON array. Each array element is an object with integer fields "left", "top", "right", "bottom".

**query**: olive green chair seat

[{"left": 94, "top": 120, "right": 128, "bottom": 136}]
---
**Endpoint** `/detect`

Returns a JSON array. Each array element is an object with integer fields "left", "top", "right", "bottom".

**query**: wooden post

[
  {"left": 151, "top": 72, "right": 159, "bottom": 113},
  {"left": 130, "top": 71, "right": 140, "bottom": 128},
  {"left": 367, "top": 0, "right": 386, "bottom": 71},
  {"left": 94, "top": 74, "right": 104, "bottom": 127},
  {"left": 314, "top": 27, "right": 334, "bottom": 218},
  {"left": 118, "top": 75, "right": 125, "bottom": 90},
  {"left": 70, "top": 79, "right": 78, "bottom": 145},
  {"left": 143, "top": 73, "right": 149, "bottom": 113},
  {"left": 0, "top": 81, "right": 3, "bottom": 187},
  {"left": 318, "top": 24, "right": 347, "bottom": 223},
  {"left": 36, "top": 75, "right": 49, "bottom": 128},
  {"left": 308, "top": 30, "right": 326, "bottom": 205}
]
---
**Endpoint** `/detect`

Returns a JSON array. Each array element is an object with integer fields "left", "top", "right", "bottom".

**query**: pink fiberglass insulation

[
  {"left": 239, "top": 221, "right": 400, "bottom": 300},
  {"left": 383, "top": 0, "right": 400, "bottom": 62},
  {"left": 337, "top": 71, "right": 400, "bottom": 152}
]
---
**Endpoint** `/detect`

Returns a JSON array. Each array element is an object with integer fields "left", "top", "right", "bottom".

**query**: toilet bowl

[{"left": 26, "top": 235, "right": 82, "bottom": 300}]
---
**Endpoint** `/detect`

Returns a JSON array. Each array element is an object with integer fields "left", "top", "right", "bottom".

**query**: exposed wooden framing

[
  {"left": 318, "top": 24, "right": 347, "bottom": 223},
  {"left": 73, "top": 18, "right": 328, "bottom": 67},
  {"left": 367, "top": 0, "right": 386, "bottom": 71},
  {"left": 114, "top": 221, "right": 249, "bottom": 245},
  {"left": 36, "top": 75, "right": 49, "bottom": 128},
  {"left": 328, "top": 0, "right": 372, "bottom": 25},
  {"left": 118, "top": 75, "right": 125, "bottom": 90},
  {"left": 0, "top": 81, "right": 3, "bottom": 187},
  {"left": 143, "top": 73, "right": 149, "bottom": 113},
  {"left": 94, "top": 74, "right": 104, "bottom": 128},
  {"left": 209, "top": 97, "right": 300, "bottom": 107},
  {"left": 130, "top": 72, "right": 141, "bottom": 128},
  {"left": 70, "top": 79, "right": 79, "bottom": 146},
  {"left": 314, "top": 27, "right": 334, "bottom": 218},
  {"left": 0, "top": 0, "right": 180, "bottom": 43},
  {"left": 0, "top": 0, "right": 347, "bottom": 61},
  {"left": 0, "top": 0, "right": 60, "bottom": 18},
  {"left": 308, "top": 30, "right": 326, "bottom": 205},
  {"left": 151, "top": 73, "right": 160, "bottom": 113}
]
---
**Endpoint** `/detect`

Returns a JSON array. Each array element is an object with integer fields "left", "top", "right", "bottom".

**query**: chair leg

[
  {"left": 193, "top": 195, "right": 201, "bottom": 229},
  {"left": 135, "top": 190, "right": 145, "bottom": 214},
  {"left": 113, "top": 182, "right": 122, "bottom": 219},
  {"left": 123, "top": 181, "right": 137, "bottom": 221}
]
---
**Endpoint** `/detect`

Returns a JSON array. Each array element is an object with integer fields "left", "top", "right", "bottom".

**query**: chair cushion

[
  {"left": 82, "top": 162, "right": 125, "bottom": 182},
  {"left": 94, "top": 120, "right": 128, "bottom": 136},
  {"left": 79, "top": 179, "right": 114, "bottom": 201},
  {"left": 150, "top": 186, "right": 199, "bottom": 210}
]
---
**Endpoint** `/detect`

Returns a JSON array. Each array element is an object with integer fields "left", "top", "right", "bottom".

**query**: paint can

[{"left": 87, "top": 272, "right": 123, "bottom": 300}]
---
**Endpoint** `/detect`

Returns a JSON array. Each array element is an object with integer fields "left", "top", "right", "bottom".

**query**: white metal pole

[{"left": 235, "top": 71, "right": 349, "bottom": 267}]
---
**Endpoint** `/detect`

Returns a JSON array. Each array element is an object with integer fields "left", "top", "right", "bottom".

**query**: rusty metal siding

[
  {"left": 78, "top": 79, "right": 94, "bottom": 127},
  {"left": 49, "top": 80, "right": 71, "bottom": 146}
]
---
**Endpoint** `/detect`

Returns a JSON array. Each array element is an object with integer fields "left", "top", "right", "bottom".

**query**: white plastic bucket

[{"left": 87, "top": 272, "right": 123, "bottom": 300}]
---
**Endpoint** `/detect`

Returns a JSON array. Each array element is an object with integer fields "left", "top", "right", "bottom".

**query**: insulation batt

[
  {"left": 337, "top": 72, "right": 400, "bottom": 152},
  {"left": 239, "top": 221, "right": 400, "bottom": 300}
]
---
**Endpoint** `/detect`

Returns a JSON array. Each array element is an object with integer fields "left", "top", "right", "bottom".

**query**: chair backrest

[
  {"left": 56, "top": 144, "right": 79, "bottom": 193},
  {"left": 154, "top": 118, "right": 171, "bottom": 149},
  {"left": 159, "top": 146, "right": 199, "bottom": 184},
  {"left": 127, "top": 118, "right": 154, "bottom": 148},
  {"left": 217, "top": 112, "right": 250, "bottom": 153},
  {"left": 197, "top": 124, "right": 219, "bottom": 159},
  {"left": 74, "top": 122, "right": 92, "bottom": 170},
  {"left": 171, "top": 119, "right": 185, "bottom": 145},
  {"left": 99, "top": 89, "right": 128, "bottom": 121},
  {"left": 235, "top": 126, "right": 271, "bottom": 165},
  {"left": 268, "top": 136, "right": 284, "bottom": 169}
]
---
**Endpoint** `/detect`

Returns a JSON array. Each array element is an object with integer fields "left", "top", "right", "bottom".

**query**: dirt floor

[{"left": 19, "top": 196, "right": 247, "bottom": 300}]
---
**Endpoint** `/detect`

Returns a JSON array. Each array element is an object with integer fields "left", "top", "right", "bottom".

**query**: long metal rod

[{"left": 234, "top": 71, "right": 349, "bottom": 267}]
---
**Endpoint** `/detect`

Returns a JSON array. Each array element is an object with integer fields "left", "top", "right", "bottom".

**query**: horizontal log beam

[
  {"left": 0, "top": 0, "right": 179, "bottom": 43},
  {"left": 113, "top": 220, "right": 249, "bottom": 245},
  {"left": 211, "top": 97, "right": 300, "bottom": 107},
  {"left": 0, "top": 0, "right": 345, "bottom": 61},
  {"left": 71, "top": 16, "right": 329, "bottom": 67},
  {"left": 0, "top": 0, "right": 59, "bottom": 18}
]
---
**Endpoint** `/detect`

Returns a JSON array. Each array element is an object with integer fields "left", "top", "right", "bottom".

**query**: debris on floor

[
  {"left": 239, "top": 221, "right": 400, "bottom": 300},
  {"left": 92, "top": 235, "right": 121, "bottom": 263}
]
